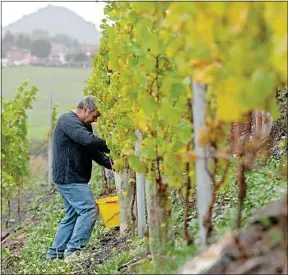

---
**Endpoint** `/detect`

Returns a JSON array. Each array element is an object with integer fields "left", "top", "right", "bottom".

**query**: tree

[
  {"left": 31, "top": 29, "right": 50, "bottom": 40},
  {"left": 53, "top": 34, "right": 74, "bottom": 47},
  {"left": 31, "top": 40, "right": 52, "bottom": 58},
  {"left": 65, "top": 53, "right": 74, "bottom": 62},
  {"left": 16, "top": 34, "right": 31, "bottom": 50},
  {"left": 3, "top": 31, "right": 15, "bottom": 44},
  {"left": 2, "top": 31, "right": 15, "bottom": 58},
  {"left": 74, "top": 53, "right": 87, "bottom": 62}
]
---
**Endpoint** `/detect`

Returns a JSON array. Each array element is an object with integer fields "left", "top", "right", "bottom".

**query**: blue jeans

[{"left": 47, "top": 183, "right": 98, "bottom": 259}]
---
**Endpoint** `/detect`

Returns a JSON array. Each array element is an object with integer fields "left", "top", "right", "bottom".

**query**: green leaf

[
  {"left": 138, "top": 94, "right": 157, "bottom": 115},
  {"left": 128, "top": 155, "right": 146, "bottom": 173},
  {"left": 141, "top": 137, "right": 157, "bottom": 160},
  {"left": 244, "top": 69, "right": 277, "bottom": 109},
  {"left": 159, "top": 99, "right": 181, "bottom": 126},
  {"left": 132, "top": 2, "right": 156, "bottom": 13},
  {"left": 138, "top": 54, "right": 155, "bottom": 72},
  {"left": 178, "top": 126, "right": 192, "bottom": 144},
  {"left": 149, "top": 33, "right": 160, "bottom": 55}
]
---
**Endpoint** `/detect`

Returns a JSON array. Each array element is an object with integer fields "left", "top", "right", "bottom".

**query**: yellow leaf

[
  {"left": 186, "top": 151, "right": 199, "bottom": 162},
  {"left": 217, "top": 91, "right": 242, "bottom": 122},
  {"left": 212, "top": 2, "right": 227, "bottom": 17},
  {"left": 226, "top": 2, "right": 249, "bottom": 33},
  {"left": 118, "top": 58, "right": 126, "bottom": 69},
  {"left": 192, "top": 61, "right": 221, "bottom": 84},
  {"left": 271, "top": 38, "right": 287, "bottom": 81},
  {"left": 196, "top": 13, "right": 214, "bottom": 45},
  {"left": 175, "top": 53, "right": 190, "bottom": 76},
  {"left": 265, "top": 2, "right": 287, "bottom": 39}
]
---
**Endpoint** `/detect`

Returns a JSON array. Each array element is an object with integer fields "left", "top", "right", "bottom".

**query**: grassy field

[{"left": 2, "top": 66, "right": 92, "bottom": 140}]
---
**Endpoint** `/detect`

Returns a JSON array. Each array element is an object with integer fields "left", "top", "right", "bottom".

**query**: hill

[{"left": 2, "top": 5, "right": 100, "bottom": 45}]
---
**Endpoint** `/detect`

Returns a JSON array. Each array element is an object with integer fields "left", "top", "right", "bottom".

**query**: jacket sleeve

[
  {"left": 59, "top": 115, "right": 110, "bottom": 153},
  {"left": 84, "top": 124, "right": 113, "bottom": 169},
  {"left": 90, "top": 150, "right": 113, "bottom": 170}
]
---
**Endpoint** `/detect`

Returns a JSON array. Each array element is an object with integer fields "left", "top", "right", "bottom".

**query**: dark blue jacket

[{"left": 52, "top": 111, "right": 112, "bottom": 184}]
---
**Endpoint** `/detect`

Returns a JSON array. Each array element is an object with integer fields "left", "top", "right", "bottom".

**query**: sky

[{"left": 1, "top": 1, "right": 107, "bottom": 31}]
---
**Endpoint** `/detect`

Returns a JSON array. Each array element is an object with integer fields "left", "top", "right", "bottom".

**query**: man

[{"left": 47, "top": 95, "right": 112, "bottom": 261}]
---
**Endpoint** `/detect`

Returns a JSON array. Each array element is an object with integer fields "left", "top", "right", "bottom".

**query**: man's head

[{"left": 76, "top": 96, "right": 101, "bottom": 124}]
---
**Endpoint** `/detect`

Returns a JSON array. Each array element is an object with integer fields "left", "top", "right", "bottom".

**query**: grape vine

[
  {"left": 2, "top": 81, "right": 38, "bottom": 227},
  {"left": 86, "top": 1, "right": 287, "bottom": 252}
]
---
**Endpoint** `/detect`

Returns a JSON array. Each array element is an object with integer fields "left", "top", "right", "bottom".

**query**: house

[
  {"left": 48, "top": 53, "right": 66, "bottom": 66},
  {"left": 80, "top": 44, "right": 97, "bottom": 56},
  {"left": 50, "top": 43, "right": 66, "bottom": 55},
  {"left": 47, "top": 43, "right": 67, "bottom": 66},
  {"left": 1, "top": 58, "right": 8, "bottom": 67},
  {"left": 5, "top": 46, "right": 32, "bottom": 66}
]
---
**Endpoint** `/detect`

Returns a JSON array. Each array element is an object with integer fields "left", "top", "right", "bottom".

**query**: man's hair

[{"left": 77, "top": 96, "right": 97, "bottom": 112}]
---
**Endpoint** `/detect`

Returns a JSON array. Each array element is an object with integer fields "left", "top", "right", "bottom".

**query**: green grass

[
  {"left": 1, "top": 165, "right": 101, "bottom": 275},
  {"left": 211, "top": 157, "right": 287, "bottom": 241},
  {"left": 1, "top": 165, "right": 145, "bottom": 275},
  {"left": 2, "top": 66, "right": 92, "bottom": 140}
]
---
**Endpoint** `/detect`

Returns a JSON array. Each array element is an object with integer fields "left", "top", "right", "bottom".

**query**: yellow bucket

[{"left": 96, "top": 196, "right": 120, "bottom": 228}]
